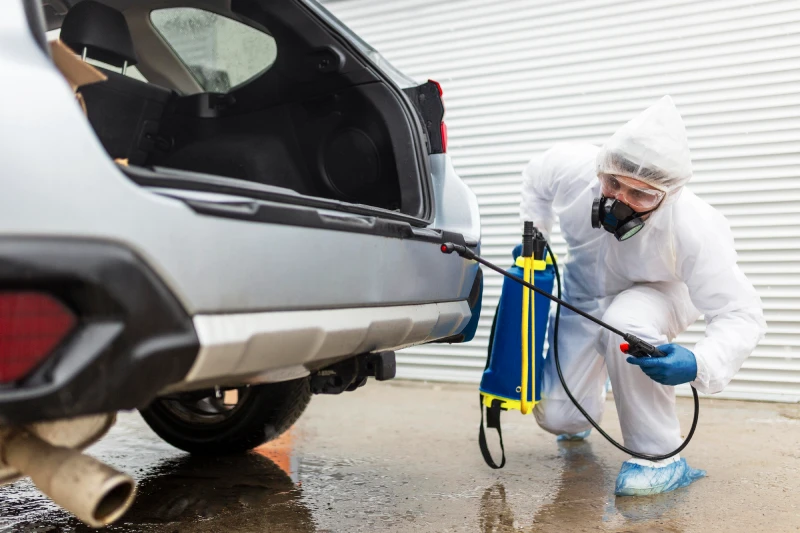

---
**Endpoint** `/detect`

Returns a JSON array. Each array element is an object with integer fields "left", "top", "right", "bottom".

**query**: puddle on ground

[
  {"left": 119, "top": 452, "right": 315, "bottom": 532},
  {"left": 0, "top": 415, "right": 699, "bottom": 533},
  {"left": 477, "top": 441, "right": 690, "bottom": 533},
  {"left": 0, "top": 428, "right": 314, "bottom": 533}
]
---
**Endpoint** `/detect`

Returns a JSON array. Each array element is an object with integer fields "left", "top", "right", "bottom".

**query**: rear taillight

[
  {"left": 0, "top": 292, "right": 76, "bottom": 383},
  {"left": 429, "top": 79, "right": 448, "bottom": 153}
]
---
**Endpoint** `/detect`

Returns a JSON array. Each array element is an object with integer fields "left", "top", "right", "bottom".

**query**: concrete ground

[{"left": 1, "top": 380, "right": 799, "bottom": 532}]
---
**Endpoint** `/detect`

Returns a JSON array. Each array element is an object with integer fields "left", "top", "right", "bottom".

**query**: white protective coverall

[{"left": 520, "top": 96, "right": 767, "bottom": 455}]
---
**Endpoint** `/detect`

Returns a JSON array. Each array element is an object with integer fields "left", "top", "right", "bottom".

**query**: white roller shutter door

[{"left": 322, "top": 0, "right": 800, "bottom": 402}]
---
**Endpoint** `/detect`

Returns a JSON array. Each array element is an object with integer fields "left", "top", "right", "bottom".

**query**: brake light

[
  {"left": 0, "top": 292, "right": 76, "bottom": 383},
  {"left": 428, "top": 79, "right": 447, "bottom": 153}
]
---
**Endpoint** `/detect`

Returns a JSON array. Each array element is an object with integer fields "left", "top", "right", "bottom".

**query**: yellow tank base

[{"left": 480, "top": 391, "right": 539, "bottom": 413}]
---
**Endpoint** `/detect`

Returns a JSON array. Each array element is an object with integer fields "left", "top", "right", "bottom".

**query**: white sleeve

[
  {"left": 519, "top": 150, "right": 559, "bottom": 240},
  {"left": 677, "top": 213, "right": 767, "bottom": 394}
]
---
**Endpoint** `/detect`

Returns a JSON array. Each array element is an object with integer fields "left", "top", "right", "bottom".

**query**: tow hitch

[{"left": 310, "top": 352, "right": 396, "bottom": 395}]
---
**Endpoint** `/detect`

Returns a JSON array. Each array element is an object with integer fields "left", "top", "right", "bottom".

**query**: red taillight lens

[
  {"left": 428, "top": 79, "right": 447, "bottom": 153},
  {"left": 0, "top": 292, "right": 76, "bottom": 383}
]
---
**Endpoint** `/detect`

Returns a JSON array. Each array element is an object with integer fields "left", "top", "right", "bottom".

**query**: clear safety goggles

[{"left": 598, "top": 173, "right": 665, "bottom": 211}]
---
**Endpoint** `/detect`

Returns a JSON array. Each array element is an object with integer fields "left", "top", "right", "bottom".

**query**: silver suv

[{"left": 0, "top": 0, "right": 480, "bottom": 525}]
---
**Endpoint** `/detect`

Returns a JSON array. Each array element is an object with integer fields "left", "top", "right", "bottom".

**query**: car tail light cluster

[
  {"left": 429, "top": 79, "right": 448, "bottom": 153},
  {"left": 0, "top": 292, "right": 76, "bottom": 384}
]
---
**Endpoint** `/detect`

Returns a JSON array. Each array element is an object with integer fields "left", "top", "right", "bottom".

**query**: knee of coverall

[
  {"left": 596, "top": 287, "right": 673, "bottom": 356},
  {"left": 534, "top": 397, "right": 603, "bottom": 436}
]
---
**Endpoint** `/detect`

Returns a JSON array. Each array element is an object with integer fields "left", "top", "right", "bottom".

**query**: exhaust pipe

[{"left": 2, "top": 430, "right": 136, "bottom": 528}]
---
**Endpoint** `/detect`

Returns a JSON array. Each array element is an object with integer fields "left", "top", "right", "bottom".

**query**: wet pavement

[{"left": 1, "top": 380, "right": 799, "bottom": 532}]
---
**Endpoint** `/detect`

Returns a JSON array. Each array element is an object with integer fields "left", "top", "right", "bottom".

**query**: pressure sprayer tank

[{"left": 480, "top": 243, "right": 555, "bottom": 410}]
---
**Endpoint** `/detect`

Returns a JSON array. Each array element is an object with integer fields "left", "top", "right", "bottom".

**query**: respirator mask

[{"left": 591, "top": 174, "right": 665, "bottom": 241}]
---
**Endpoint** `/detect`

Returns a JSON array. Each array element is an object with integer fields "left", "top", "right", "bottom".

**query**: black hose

[
  {"left": 545, "top": 243, "right": 699, "bottom": 461},
  {"left": 440, "top": 240, "right": 700, "bottom": 460}
]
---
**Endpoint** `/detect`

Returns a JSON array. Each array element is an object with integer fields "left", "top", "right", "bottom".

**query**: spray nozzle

[{"left": 440, "top": 242, "right": 476, "bottom": 260}]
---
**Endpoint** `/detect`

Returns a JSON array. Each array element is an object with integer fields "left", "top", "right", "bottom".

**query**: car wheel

[{"left": 139, "top": 377, "right": 311, "bottom": 455}]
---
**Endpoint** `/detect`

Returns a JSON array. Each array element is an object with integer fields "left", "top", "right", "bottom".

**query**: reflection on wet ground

[
  {"left": 122, "top": 454, "right": 313, "bottom": 532},
  {"left": 1, "top": 382, "right": 799, "bottom": 532},
  {"left": 0, "top": 425, "right": 313, "bottom": 533},
  {"left": 479, "top": 441, "right": 690, "bottom": 533}
]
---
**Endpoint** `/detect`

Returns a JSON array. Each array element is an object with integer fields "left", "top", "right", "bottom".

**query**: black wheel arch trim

[{"left": 0, "top": 237, "right": 199, "bottom": 425}]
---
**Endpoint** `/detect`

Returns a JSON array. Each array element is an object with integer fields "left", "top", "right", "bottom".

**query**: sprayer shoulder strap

[{"left": 479, "top": 397, "right": 506, "bottom": 469}]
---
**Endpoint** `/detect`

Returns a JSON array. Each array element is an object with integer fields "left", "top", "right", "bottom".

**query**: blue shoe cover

[
  {"left": 615, "top": 458, "right": 706, "bottom": 496},
  {"left": 556, "top": 429, "right": 591, "bottom": 441}
]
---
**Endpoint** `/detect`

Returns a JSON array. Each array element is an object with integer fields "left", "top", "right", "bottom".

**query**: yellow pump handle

[{"left": 520, "top": 256, "right": 534, "bottom": 415}]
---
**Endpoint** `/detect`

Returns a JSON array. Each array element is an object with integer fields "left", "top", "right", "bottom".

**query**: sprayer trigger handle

[
  {"left": 622, "top": 342, "right": 650, "bottom": 358},
  {"left": 621, "top": 335, "right": 667, "bottom": 358}
]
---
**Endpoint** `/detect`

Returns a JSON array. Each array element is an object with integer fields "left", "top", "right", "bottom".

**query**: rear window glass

[{"left": 150, "top": 8, "right": 277, "bottom": 93}]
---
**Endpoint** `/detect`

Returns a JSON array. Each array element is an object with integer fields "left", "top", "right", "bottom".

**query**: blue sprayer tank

[{"left": 479, "top": 243, "right": 555, "bottom": 410}]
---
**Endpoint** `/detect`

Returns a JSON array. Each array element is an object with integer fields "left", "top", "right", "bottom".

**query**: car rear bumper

[
  {"left": 0, "top": 237, "right": 477, "bottom": 424},
  {"left": 0, "top": 238, "right": 198, "bottom": 425},
  {"left": 164, "top": 299, "right": 472, "bottom": 394}
]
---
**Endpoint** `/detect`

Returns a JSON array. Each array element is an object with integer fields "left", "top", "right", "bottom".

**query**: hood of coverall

[{"left": 596, "top": 96, "right": 693, "bottom": 205}]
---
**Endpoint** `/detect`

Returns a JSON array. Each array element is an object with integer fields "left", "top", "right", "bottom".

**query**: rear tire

[{"left": 139, "top": 378, "right": 311, "bottom": 455}]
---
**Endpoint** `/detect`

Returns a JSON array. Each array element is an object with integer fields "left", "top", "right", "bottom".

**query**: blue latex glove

[{"left": 626, "top": 343, "right": 697, "bottom": 386}]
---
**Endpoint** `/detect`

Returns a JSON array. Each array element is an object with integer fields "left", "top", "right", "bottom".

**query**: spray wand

[
  {"left": 441, "top": 240, "right": 664, "bottom": 358},
  {"left": 441, "top": 229, "right": 699, "bottom": 462}
]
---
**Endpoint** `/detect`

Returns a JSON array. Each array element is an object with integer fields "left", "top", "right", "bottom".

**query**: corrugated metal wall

[{"left": 322, "top": 0, "right": 800, "bottom": 402}]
